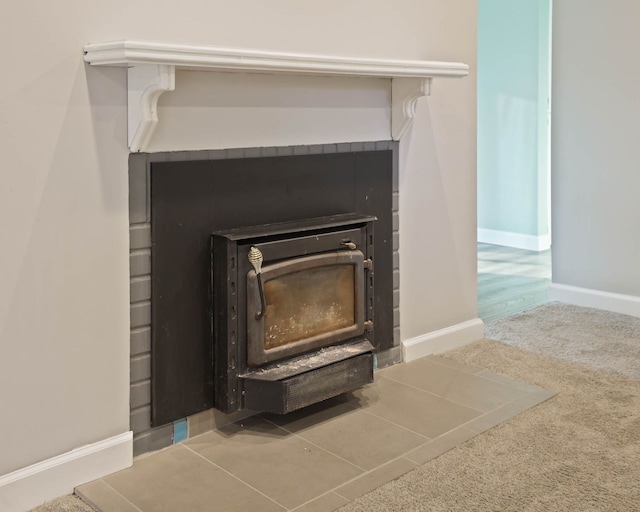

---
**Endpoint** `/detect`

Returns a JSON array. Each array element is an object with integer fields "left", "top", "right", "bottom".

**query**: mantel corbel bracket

[
  {"left": 391, "top": 77, "right": 432, "bottom": 141},
  {"left": 127, "top": 64, "right": 176, "bottom": 152}
]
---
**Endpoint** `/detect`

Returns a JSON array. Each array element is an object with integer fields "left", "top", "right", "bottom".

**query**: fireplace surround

[
  {"left": 129, "top": 141, "right": 400, "bottom": 454},
  {"left": 101, "top": 39, "right": 470, "bottom": 456}
]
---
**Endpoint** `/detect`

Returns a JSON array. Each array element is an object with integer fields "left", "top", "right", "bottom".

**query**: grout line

[
  {"left": 129, "top": 353, "right": 150, "bottom": 362},
  {"left": 259, "top": 415, "right": 368, "bottom": 472},
  {"left": 361, "top": 375, "right": 544, "bottom": 438},
  {"left": 402, "top": 426, "right": 480, "bottom": 465},
  {"left": 457, "top": 393, "right": 542, "bottom": 433},
  {"left": 130, "top": 298, "right": 151, "bottom": 307},
  {"left": 130, "top": 377, "right": 151, "bottom": 387},
  {"left": 422, "top": 357, "right": 484, "bottom": 376},
  {"left": 355, "top": 408, "right": 433, "bottom": 441},
  {"left": 330, "top": 456, "right": 418, "bottom": 500},
  {"left": 317, "top": 394, "right": 545, "bottom": 503},
  {"left": 426, "top": 356, "right": 536, "bottom": 391},
  {"left": 130, "top": 275, "right": 151, "bottom": 283},
  {"left": 95, "top": 479, "right": 145, "bottom": 512},
  {"left": 180, "top": 444, "right": 289, "bottom": 510},
  {"left": 129, "top": 248, "right": 151, "bottom": 256},
  {"left": 288, "top": 491, "right": 349, "bottom": 511},
  {"left": 259, "top": 414, "right": 444, "bottom": 494},
  {"left": 377, "top": 374, "right": 488, "bottom": 413}
]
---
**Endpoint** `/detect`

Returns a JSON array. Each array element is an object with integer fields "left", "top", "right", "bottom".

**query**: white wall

[
  {"left": 149, "top": 72, "right": 392, "bottom": 151},
  {"left": 551, "top": 0, "right": 640, "bottom": 311},
  {"left": 0, "top": 7, "right": 130, "bottom": 476},
  {"left": 0, "top": 0, "right": 478, "bottom": 507}
]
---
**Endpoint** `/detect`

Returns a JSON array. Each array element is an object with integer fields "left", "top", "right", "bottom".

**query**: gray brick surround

[{"left": 128, "top": 141, "right": 401, "bottom": 456}]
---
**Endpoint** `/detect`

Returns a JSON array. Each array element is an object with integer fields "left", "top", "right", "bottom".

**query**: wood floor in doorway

[{"left": 478, "top": 243, "right": 551, "bottom": 323}]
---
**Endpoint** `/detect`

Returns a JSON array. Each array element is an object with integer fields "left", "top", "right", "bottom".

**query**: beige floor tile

[
  {"left": 465, "top": 390, "right": 555, "bottom": 433},
  {"left": 351, "top": 375, "right": 482, "bottom": 438},
  {"left": 405, "top": 426, "right": 478, "bottom": 465},
  {"left": 79, "top": 354, "right": 552, "bottom": 512},
  {"left": 185, "top": 416, "right": 363, "bottom": 510},
  {"left": 76, "top": 479, "right": 140, "bottom": 512},
  {"left": 334, "top": 458, "right": 418, "bottom": 501},
  {"left": 425, "top": 355, "right": 484, "bottom": 375},
  {"left": 382, "top": 357, "right": 527, "bottom": 412},
  {"left": 102, "top": 444, "right": 284, "bottom": 512},
  {"left": 282, "top": 408, "right": 428, "bottom": 470},
  {"left": 290, "top": 492, "right": 350, "bottom": 512}
]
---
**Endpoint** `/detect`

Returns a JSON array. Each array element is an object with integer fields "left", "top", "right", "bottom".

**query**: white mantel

[{"left": 83, "top": 40, "right": 469, "bottom": 152}]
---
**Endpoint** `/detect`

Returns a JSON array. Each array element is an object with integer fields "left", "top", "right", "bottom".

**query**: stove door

[{"left": 247, "top": 250, "right": 365, "bottom": 366}]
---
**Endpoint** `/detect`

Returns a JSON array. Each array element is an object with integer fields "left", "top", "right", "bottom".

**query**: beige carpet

[
  {"left": 484, "top": 302, "right": 640, "bottom": 379},
  {"left": 340, "top": 305, "right": 640, "bottom": 511},
  {"left": 28, "top": 496, "right": 93, "bottom": 512}
]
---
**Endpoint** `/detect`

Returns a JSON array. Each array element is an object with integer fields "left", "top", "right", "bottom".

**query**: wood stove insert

[{"left": 212, "top": 214, "right": 376, "bottom": 414}]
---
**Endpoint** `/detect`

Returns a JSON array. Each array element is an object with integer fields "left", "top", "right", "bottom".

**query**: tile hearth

[{"left": 77, "top": 352, "right": 553, "bottom": 512}]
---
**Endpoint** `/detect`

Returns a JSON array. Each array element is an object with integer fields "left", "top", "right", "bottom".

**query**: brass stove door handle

[
  {"left": 248, "top": 247, "right": 266, "bottom": 320},
  {"left": 341, "top": 241, "right": 357, "bottom": 250},
  {"left": 254, "top": 273, "right": 266, "bottom": 320}
]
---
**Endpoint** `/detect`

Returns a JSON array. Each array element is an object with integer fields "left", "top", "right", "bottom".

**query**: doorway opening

[{"left": 477, "top": 0, "right": 552, "bottom": 322}]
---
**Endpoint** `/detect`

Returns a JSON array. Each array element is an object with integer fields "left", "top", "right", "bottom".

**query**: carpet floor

[{"left": 484, "top": 302, "right": 640, "bottom": 379}]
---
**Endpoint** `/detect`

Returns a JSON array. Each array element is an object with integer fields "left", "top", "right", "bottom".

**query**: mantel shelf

[{"left": 83, "top": 40, "right": 469, "bottom": 151}]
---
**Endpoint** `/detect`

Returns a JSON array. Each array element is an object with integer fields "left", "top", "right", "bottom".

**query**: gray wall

[{"left": 551, "top": 0, "right": 640, "bottom": 299}]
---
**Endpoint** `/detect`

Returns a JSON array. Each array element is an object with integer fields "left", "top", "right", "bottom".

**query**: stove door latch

[{"left": 340, "top": 240, "right": 357, "bottom": 250}]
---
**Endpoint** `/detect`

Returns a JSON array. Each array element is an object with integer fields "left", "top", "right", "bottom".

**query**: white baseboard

[
  {"left": 478, "top": 228, "right": 551, "bottom": 252},
  {"left": 548, "top": 283, "right": 640, "bottom": 318},
  {"left": 402, "top": 318, "right": 485, "bottom": 362},
  {"left": 0, "top": 431, "right": 133, "bottom": 512}
]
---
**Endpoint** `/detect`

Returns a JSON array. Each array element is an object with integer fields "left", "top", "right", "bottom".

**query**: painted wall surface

[
  {"left": 0, "top": 0, "right": 477, "bottom": 490},
  {"left": 477, "top": 0, "right": 550, "bottom": 239},
  {"left": 150, "top": 72, "right": 391, "bottom": 152},
  {"left": 552, "top": 0, "right": 640, "bottom": 297}
]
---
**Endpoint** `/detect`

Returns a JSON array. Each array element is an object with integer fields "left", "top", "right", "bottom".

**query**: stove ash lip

[{"left": 211, "top": 214, "right": 376, "bottom": 414}]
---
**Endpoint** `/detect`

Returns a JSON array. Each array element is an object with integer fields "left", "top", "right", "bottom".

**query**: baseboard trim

[
  {"left": 0, "top": 431, "right": 133, "bottom": 512},
  {"left": 548, "top": 283, "right": 640, "bottom": 318},
  {"left": 478, "top": 228, "right": 551, "bottom": 252},
  {"left": 402, "top": 318, "right": 485, "bottom": 362},
  {"left": 375, "top": 346, "right": 403, "bottom": 369}
]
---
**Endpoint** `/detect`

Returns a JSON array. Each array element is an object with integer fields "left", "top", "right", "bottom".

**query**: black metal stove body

[{"left": 212, "top": 214, "right": 376, "bottom": 414}]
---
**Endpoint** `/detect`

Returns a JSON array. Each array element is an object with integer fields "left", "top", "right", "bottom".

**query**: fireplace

[
  {"left": 138, "top": 143, "right": 397, "bottom": 429},
  {"left": 80, "top": 39, "right": 469, "bottom": 454},
  {"left": 212, "top": 214, "right": 376, "bottom": 414}
]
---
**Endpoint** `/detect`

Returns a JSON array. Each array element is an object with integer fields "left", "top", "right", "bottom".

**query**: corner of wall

[
  {"left": 401, "top": 318, "right": 485, "bottom": 362},
  {"left": 0, "top": 432, "right": 132, "bottom": 512}
]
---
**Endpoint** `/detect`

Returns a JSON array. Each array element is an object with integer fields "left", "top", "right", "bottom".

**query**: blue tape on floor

[{"left": 173, "top": 419, "right": 188, "bottom": 443}]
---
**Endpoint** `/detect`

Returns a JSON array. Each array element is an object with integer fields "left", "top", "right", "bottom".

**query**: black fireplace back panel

[{"left": 151, "top": 150, "right": 393, "bottom": 426}]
